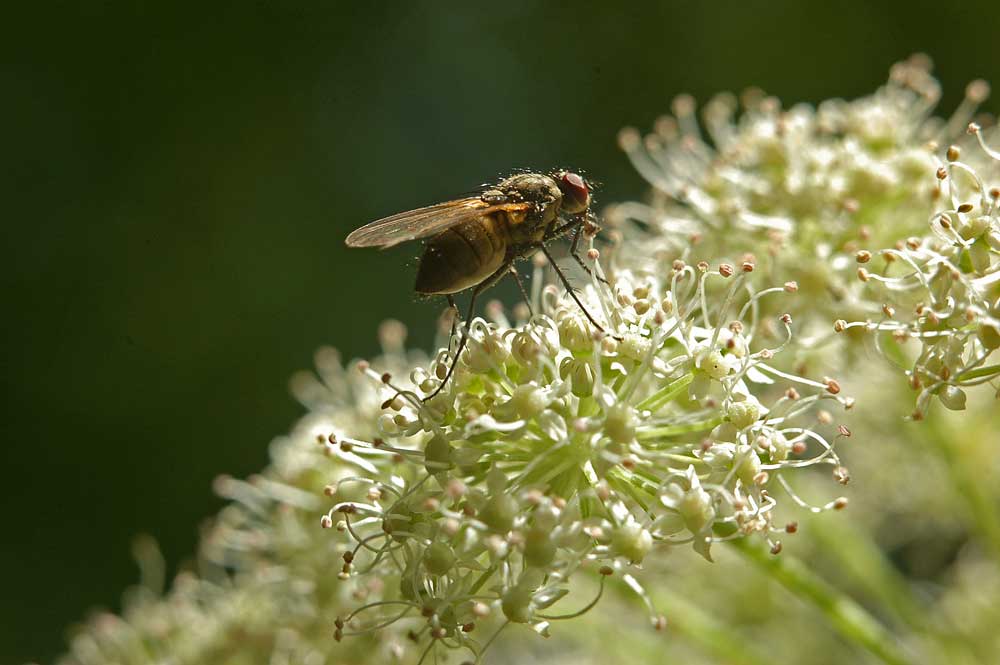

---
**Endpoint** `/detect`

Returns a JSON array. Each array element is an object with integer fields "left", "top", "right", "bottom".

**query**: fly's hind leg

[
  {"left": 424, "top": 261, "right": 514, "bottom": 402},
  {"left": 508, "top": 265, "right": 534, "bottom": 318},
  {"left": 384, "top": 296, "right": 460, "bottom": 408},
  {"left": 446, "top": 295, "right": 460, "bottom": 339}
]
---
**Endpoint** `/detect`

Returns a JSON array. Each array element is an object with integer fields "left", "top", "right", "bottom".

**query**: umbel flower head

[
  {"left": 322, "top": 250, "right": 851, "bottom": 662},
  {"left": 835, "top": 121, "right": 1000, "bottom": 419},
  {"left": 612, "top": 54, "right": 998, "bottom": 414}
]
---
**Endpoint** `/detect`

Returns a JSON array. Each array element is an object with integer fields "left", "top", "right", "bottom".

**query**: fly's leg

[
  {"left": 539, "top": 244, "right": 618, "bottom": 339},
  {"left": 569, "top": 223, "right": 611, "bottom": 286},
  {"left": 508, "top": 265, "right": 534, "bottom": 318},
  {"left": 446, "top": 295, "right": 460, "bottom": 339},
  {"left": 424, "top": 261, "right": 513, "bottom": 402},
  {"left": 383, "top": 296, "right": 459, "bottom": 408}
]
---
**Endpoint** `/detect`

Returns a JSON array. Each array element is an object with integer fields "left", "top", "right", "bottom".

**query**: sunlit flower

[
  {"left": 612, "top": 54, "right": 998, "bottom": 414},
  {"left": 324, "top": 252, "right": 850, "bottom": 661},
  {"left": 836, "top": 121, "right": 1000, "bottom": 418}
]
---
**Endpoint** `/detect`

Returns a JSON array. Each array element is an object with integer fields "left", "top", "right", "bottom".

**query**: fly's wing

[{"left": 345, "top": 198, "right": 531, "bottom": 249}]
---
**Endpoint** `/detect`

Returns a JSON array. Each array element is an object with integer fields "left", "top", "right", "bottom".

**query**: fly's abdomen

[{"left": 415, "top": 216, "right": 508, "bottom": 295}]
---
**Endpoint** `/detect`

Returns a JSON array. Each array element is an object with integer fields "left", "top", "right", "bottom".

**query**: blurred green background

[{"left": 3, "top": 2, "right": 999, "bottom": 662}]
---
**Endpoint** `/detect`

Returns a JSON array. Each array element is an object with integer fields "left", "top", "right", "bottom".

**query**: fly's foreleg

[
  {"left": 538, "top": 243, "right": 619, "bottom": 339},
  {"left": 569, "top": 223, "right": 611, "bottom": 286}
]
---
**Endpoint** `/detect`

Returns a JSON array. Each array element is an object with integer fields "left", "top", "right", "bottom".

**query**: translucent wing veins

[{"left": 345, "top": 199, "right": 531, "bottom": 249}]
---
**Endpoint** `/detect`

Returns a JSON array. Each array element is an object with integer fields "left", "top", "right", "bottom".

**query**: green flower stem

[
  {"left": 608, "top": 578, "right": 772, "bottom": 665},
  {"left": 810, "top": 516, "right": 980, "bottom": 662},
  {"left": 637, "top": 416, "right": 723, "bottom": 440},
  {"left": 653, "top": 586, "right": 772, "bottom": 665},
  {"left": 807, "top": 517, "right": 924, "bottom": 630},
  {"left": 922, "top": 417, "right": 1000, "bottom": 561},
  {"left": 635, "top": 373, "right": 694, "bottom": 412},
  {"left": 730, "top": 539, "right": 913, "bottom": 665},
  {"left": 958, "top": 363, "right": 1000, "bottom": 382}
]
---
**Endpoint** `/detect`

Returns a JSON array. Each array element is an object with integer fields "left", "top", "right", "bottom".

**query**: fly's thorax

[
  {"left": 496, "top": 173, "right": 563, "bottom": 244},
  {"left": 498, "top": 173, "right": 563, "bottom": 208}
]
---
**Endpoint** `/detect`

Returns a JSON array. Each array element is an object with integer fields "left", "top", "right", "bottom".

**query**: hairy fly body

[{"left": 346, "top": 171, "right": 608, "bottom": 398}]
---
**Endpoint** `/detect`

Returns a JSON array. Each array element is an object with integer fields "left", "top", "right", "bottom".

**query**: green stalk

[
  {"left": 730, "top": 539, "right": 913, "bottom": 665},
  {"left": 636, "top": 373, "right": 694, "bottom": 412},
  {"left": 807, "top": 517, "right": 923, "bottom": 630},
  {"left": 637, "top": 416, "right": 723, "bottom": 440},
  {"left": 810, "top": 516, "right": 980, "bottom": 662},
  {"left": 958, "top": 363, "right": 1000, "bottom": 382},
  {"left": 608, "top": 577, "right": 772, "bottom": 665},
  {"left": 651, "top": 585, "right": 772, "bottom": 665},
  {"left": 921, "top": 417, "right": 1000, "bottom": 560}
]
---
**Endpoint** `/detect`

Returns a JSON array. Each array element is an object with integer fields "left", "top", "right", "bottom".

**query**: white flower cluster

[
  {"left": 323, "top": 256, "right": 851, "bottom": 661},
  {"left": 613, "top": 55, "right": 965, "bottom": 270},
  {"left": 57, "top": 335, "right": 430, "bottom": 665},
  {"left": 66, "top": 56, "right": 1000, "bottom": 665},
  {"left": 613, "top": 54, "right": 998, "bottom": 415},
  {"left": 836, "top": 122, "right": 1000, "bottom": 418}
]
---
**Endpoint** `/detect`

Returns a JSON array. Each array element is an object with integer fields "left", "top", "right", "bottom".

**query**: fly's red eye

[{"left": 559, "top": 172, "right": 590, "bottom": 213}]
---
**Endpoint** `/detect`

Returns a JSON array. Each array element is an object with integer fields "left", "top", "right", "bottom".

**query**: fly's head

[{"left": 554, "top": 171, "right": 591, "bottom": 215}]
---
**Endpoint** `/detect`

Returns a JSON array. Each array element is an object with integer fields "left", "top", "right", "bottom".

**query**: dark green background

[{"left": 3, "top": 2, "right": 998, "bottom": 662}]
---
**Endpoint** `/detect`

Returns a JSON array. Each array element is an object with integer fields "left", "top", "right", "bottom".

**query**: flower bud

[
  {"left": 938, "top": 385, "right": 967, "bottom": 411},
  {"left": 479, "top": 493, "right": 518, "bottom": 534},
  {"left": 399, "top": 563, "right": 429, "bottom": 602},
  {"left": 423, "top": 542, "right": 456, "bottom": 576},
  {"left": 611, "top": 522, "right": 653, "bottom": 564},
  {"left": 558, "top": 313, "right": 592, "bottom": 353},
  {"left": 509, "top": 383, "right": 552, "bottom": 420},
  {"left": 727, "top": 401, "right": 760, "bottom": 430},
  {"left": 383, "top": 504, "right": 419, "bottom": 542},
  {"left": 424, "top": 434, "right": 453, "bottom": 474},
  {"left": 697, "top": 350, "right": 730, "bottom": 379},
  {"left": 767, "top": 431, "right": 793, "bottom": 461},
  {"left": 605, "top": 403, "right": 638, "bottom": 444},
  {"left": 559, "top": 356, "right": 595, "bottom": 397},
  {"left": 980, "top": 323, "right": 1000, "bottom": 350},
  {"left": 465, "top": 331, "right": 509, "bottom": 373},
  {"left": 501, "top": 584, "right": 534, "bottom": 623},
  {"left": 524, "top": 526, "right": 557, "bottom": 568},
  {"left": 733, "top": 444, "right": 762, "bottom": 486},
  {"left": 960, "top": 215, "right": 990, "bottom": 240},
  {"left": 619, "top": 333, "right": 652, "bottom": 361},
  {"left": 510, "top": 330, "right": 542, "bottom": 366},
  {"left": 678, "top": 487, "right": 714, "bottom": 534}
]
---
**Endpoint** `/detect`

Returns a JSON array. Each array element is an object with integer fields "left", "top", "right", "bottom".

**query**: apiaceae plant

[
  {"left": 56, "top": 56, "right": 999, "bottom": 665},
  {"left": 614, "top": 54, "right": 999, "bottom": 416},
  {"left": 321, "top": 256, "right": 850, "bottom": 662}
]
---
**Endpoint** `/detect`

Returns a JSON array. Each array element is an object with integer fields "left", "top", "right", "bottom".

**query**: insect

[{"left": 345, "top": 170, "right": 610, "bottom": 399}]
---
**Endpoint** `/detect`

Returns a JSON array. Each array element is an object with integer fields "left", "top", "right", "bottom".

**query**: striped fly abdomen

[{"left": 414, "top": 214, "right": 510, "bottom": 295}]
